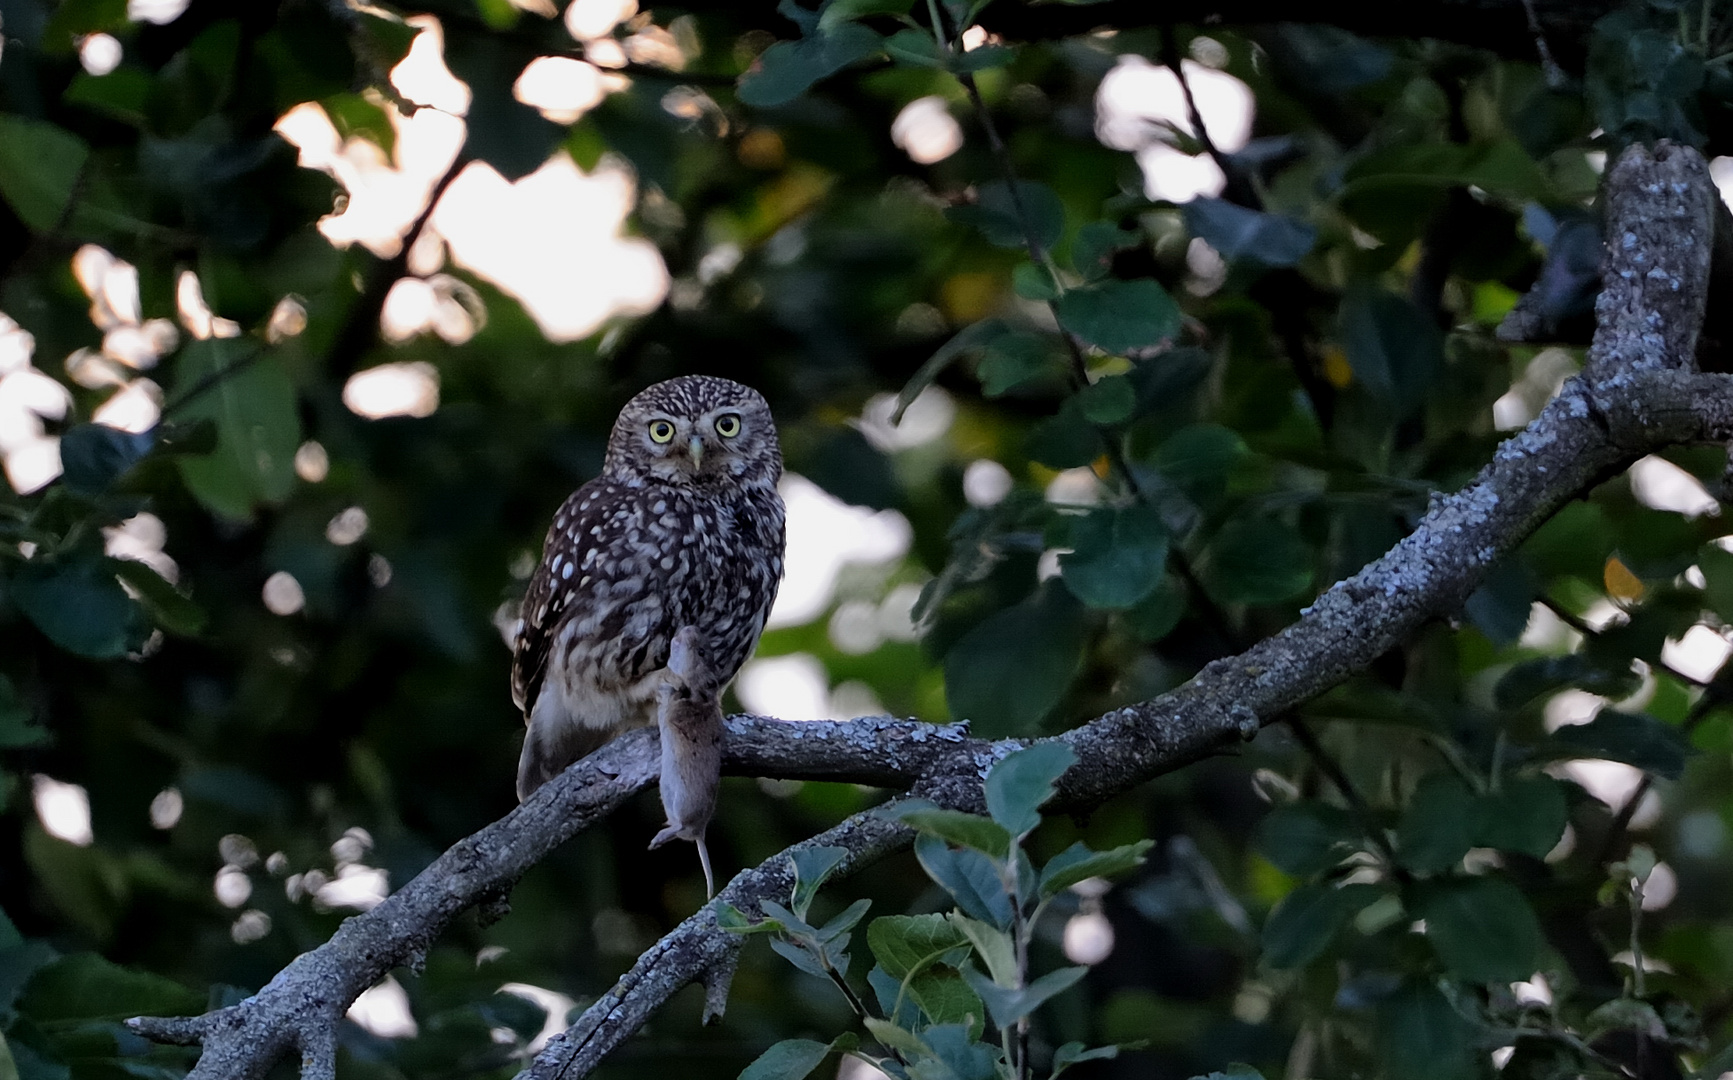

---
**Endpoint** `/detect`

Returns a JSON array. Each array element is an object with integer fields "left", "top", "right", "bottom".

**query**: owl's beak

[{"left": 688, "top": 436, "right": 704, "bottom": 468}]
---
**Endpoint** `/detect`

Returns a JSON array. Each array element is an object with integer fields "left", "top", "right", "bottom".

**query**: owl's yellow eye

[
  {"left": 714, "top": 413, "right": 742, "bottom": 438},
  {"left": 648, "top": 420, "right": 676, "bottom": 444}
]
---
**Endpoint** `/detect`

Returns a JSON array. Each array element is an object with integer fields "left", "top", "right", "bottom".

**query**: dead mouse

[{"left": 649, "top": 625, "right": 724, "bottom": 897}]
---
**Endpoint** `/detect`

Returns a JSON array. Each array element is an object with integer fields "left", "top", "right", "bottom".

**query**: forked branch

[{"left": 130, "top": 143, "right": 1726, "bottom": 1080}]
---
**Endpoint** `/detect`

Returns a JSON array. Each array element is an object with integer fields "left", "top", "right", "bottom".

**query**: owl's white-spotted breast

[{"left": 511, "top": 375, "right": 785, "bottom": 800}]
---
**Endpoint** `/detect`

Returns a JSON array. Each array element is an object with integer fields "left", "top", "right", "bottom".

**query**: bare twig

[
  {"left": 1158, "top": 24, "right": 1240, "bottom": 194},
  {"left": 1519, "top": 0, "right": 1569, "bottom": 88}
]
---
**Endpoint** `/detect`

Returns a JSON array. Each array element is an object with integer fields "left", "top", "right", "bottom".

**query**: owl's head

[{"left": 604, "top": 375, "right": 781, "bottom": 492}]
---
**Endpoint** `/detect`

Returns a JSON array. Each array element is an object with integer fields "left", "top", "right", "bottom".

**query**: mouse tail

[{"left": 697, "top": 835, "right": 715, "bottom": 899}]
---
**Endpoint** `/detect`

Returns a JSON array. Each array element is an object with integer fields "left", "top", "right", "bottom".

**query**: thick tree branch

[
  {"left": 131, "top": 142, "right": 1729, "bottom": 1080},
  {"left": 1585, "top": 142, "right": 1717, "bottom": 381},
  {"left": 971, "top": 0, "right": 1612, "bottom": 68},
  {"left": 123, "top": 718, "right": 964, "bottom": 1080}
]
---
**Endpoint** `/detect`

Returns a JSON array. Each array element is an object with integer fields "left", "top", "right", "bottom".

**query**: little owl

[{"left": 511, "top": 375, "right": 785, "bottom": 800}]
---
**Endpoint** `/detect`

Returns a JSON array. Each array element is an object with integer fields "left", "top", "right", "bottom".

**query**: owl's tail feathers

[
  {"left": 649, "top": 825, "right": 715, "bottom": 898},
  {"left": 515, "top": 722, "right": 611, "bottom": 802}
]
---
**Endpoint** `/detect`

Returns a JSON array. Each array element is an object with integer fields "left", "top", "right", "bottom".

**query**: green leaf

[
  {"left": 1053, "top": 1043, "right": 1121, "bottom": 1077},
  {"left": 960, "top": 964, "right": 1087, "bottom": 1028},
  {"left": 111, "top": 559, "right": 206, "bottom": 637},
  {"left": 1463, "top": 560, "right": 1541, "bottom": 647},
  {"left": 1699, "top": 542, "right": 1733, "bottom": 623},
  {"left": 912, "top": 490, "right": 1046, "bottom": 628},
  {"left": 881, "top": 801, "right": 1011, "bottom": 859},
  {"left": 947, "top": 180, "right": 1065, "bottom": 252},
  {"left": 1254, "top": 802, "right": 1359, "bottom": 876},
  {"left": 64, "top": 67, "right": 154, "bottom": 127},
  {"left": 174, "top": 342, "right": 300, "bottom": 520},
  {"left": 1395, "top": 773, "right": 1476, "bottom": 874},
  {"left": 738, "top": 23, "right": 885, "bottom": 107},
  {"left": 1472, "top": 776, "right": 1566, "bottom": 859},
  {"left": 1494, "top": 653, "right": 1640, "bottom": 709},
  {"left": 1038, "top": 840, "right": 1153, "bottom": 898},
  {"left": 1266, "top": 25, "right": 1391, "bottom": 93},
  {"left": 1418, "top": 876, "right": 1544, "bottom": 983},
  {"left": 738, "top": 1038, "right": 837, "bottom": 1080},
  {"left": 868, "top": 914, "right": 972, "bottom": 979},
  {"left": 864, "top": 1016, "right": 930, "bottom": 1058},
  {"left": 440, "top": 35, "right": 564, "bottom": 180},
  {"left": 943, "top": 583, "right": 1086, "bottom": 737},
  {"left": 817, "top": 898, "right": 873, "bottom": 943},
  {"left": 1338, "top": 286, "right": 1445, "bottom": 418},
  {"left": 1588, "top": 14, "right": 1705, "bottom": 145},
  {"left": 482, "top": 990, "right": 547, "bottom": 1043},
  {"left": 57, "top": 424, "right": 156, "bottom": 496},
  {"left": 896, "top": 319, "right": 1008, "bottom": 422},
  {"left": 884, "top": 27, "right": 948, "bottom": 69},
  {"left": 977, "top": 332, "right": 1059, "bottom": 397},
  {"left": 1054, "top": 279, "right": 1181, "bottom": 355},
  {"left": 769, "top": 936, "right": 834, "bottom": 978},
  {"left": 11, "top": 557, "right": 141, "bottom": 659},
  {"left": 1261, "top": 883, "right": 1380, "bottom": 969},
  {"left": 1182, "top": 199, "right": 1316, "bottom": 267},
  {"left": 790, "top": 845, "right": 850, "bottom": 919},
  {"left": 759, "top": 900, "right": 819, "bottom": 938},
  {"left": 1011, "top": 261, "right": 1059, "bottom": 301},
  {"left": 42, "top": 0, "right": 129, "bottom": 41},
  {"left": 352, "top": 7, "right": 419, "bottom": 72},
  {"left": 0, "top": 117, "right": 89, "bottom": 233},
  {"left": 1190, "top": 1067, "right": 1264, "bottom": 1080},
  {"left": 1076, "top": 375, "right": 1136, "bottom": 424},
  {"left": 1375, "top": 983, "right": 1476, "bottom": 1080},
  {"left": 1584, "top": 997, "right": 1667, "bottom": 1043},
  {"left": 1025, "top": 399, "right": 1105, "bottom": 469},
  {"left": 909, "top": 969, "right": 984, "bottom": 1030},
  {"left": 817, "top": 0, "right": 913, "bottom": 31},
  {"left": 1151, "top": 424, "right": 1246, "bottom": 503},
  {"left": 1547, "top": 709, "right": 1694, "bottom": 779},
  {"left": 984, "top": 742, "right": 1076, "bottom": 838},
  {"left": 20, "top": 953, "right": 202, "bottom": 1021},
  {"left": 321, "top": 92, "right": 397, "bottom": 156},
  {"left": 716, "top": 902, "right": 784, "bottom": 934},
  {"left": 948, "top": 914, "right": 1016, "bottom": 986},
  {"left": 916, "top": 837, "right": 1012, "bottom": 927},
  {"left": 1205, "top": 517, "right": 1312, "bottom": 605},
  {"left": 0, "top": 676, "right": 47, "bottom": 749},
  {"left": 1125, "top": 576, "right": 1185, "bottom": 642},
  {"left": 1071, "top": 222, "right": 1138, "bottom": 281},
  {"left": 922, "top": 1023, "right": 1000, "bottom": 1080},
  {"left": 1060, "top": 504, "right": 1168, "bottom": 610},
  {"left": 866, "top": 937, "right": 984, "bottom": 1031},
  {"left": 948, "top": 45, "right": 1015, "bottom": 73},
  {"left": 868, "top": 964, "right": 926, "bottom": 1028},
  {"left": 1342, "top": 139, "right": 1552, "bottom": 203}
]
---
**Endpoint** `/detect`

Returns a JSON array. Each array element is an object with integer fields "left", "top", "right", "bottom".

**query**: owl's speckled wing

[{"left": 510, "top": 477, "right": 613, "bottom": 721}]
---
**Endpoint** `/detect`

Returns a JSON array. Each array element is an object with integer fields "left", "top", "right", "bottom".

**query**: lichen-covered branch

[
  {"left": 527, "top": 810, "right": 915, "bottom": 1079},
  {"left": 130, "top": 142, "right": 1729, "bottom": 1080},
  {"left": 1585, "top": 142, "right": 1717, "bottom": 381},
  {"left": 123, "top": 717, "right": 963, "bottom": 1080}
]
